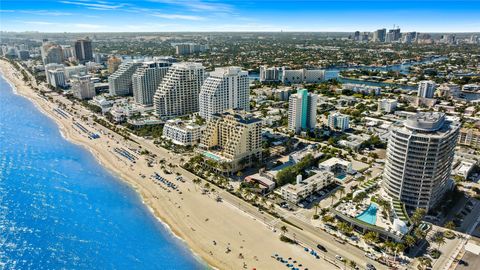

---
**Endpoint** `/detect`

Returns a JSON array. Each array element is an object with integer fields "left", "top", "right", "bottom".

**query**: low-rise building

[
  {"left": 458, "top": 128, "right": 480, "bottom": 149},
  {"left": 162, "top": 119, "right": 203, "bottom": 146},
  {"left": 343, "top": 83, "right": 381, "bottom": 95},
  {"left": 318, "top": 157, "right": 354, "bottom": 176},
  {"left": 281, "top": 172, "right": 334, "bottom": 203},
  {"left": 244, "top": 171, "right": 276, "bottom": 193},
  {"left": 338, "top": 133, "right": 370, "bottom": 151}
]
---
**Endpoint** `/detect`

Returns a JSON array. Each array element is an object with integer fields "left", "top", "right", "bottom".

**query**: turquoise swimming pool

[
  {"left": 203, "top": 151, "right": 222, "bottom": 161},
  {"left": 356, "top": 203, "right": 378, "bottom": 225}
]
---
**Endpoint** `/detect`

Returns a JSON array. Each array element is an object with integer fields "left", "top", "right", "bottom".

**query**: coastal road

[{"left": 129, "top": 134, "right": 387, "bottom": 270}]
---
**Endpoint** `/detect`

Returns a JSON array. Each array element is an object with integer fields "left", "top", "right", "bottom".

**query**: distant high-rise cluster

[
  {"left": 353, "top": 27, "right": 422, "bottom": 44},
  {"left": 174, "top": 43, "right": 208, "bottom": 55}
]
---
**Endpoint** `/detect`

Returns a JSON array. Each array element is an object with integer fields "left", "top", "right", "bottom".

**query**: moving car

[
  {"left": 335, "top": 255, "right": 345, "bottom": 262},
  {"left": 316, "top": 244, "right": 327, "bottom": 252}
]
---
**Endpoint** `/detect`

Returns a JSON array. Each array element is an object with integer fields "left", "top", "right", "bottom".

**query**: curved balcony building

[{"left": 383, "top": 112, "right": 460, "bottom": 210}]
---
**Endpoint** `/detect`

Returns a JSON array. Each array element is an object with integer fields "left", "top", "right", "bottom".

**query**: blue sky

[{"left": 1, "top": 0, "right": 479, "bottom": 32}]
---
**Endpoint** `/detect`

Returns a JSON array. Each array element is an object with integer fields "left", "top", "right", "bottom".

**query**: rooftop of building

[
  {"left": 165, "top": 119, "right": 202, "bottom": 130},
  {"left": 319, "top": 157, "right": 351, "bottom": 167},
  {"left": 404, "top": 112, "right": 446, "bottom": 131},
  {"left": 212, "top": 109, "right": 261, "bottom": 125}
]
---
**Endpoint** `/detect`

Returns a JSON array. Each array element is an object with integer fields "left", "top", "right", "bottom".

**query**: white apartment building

[
  {"left": 44, "top": 63, "right": 64, "bottom": 84},
  {"left": 132, "top": 61, "right": 171, "bottom": 106},
  {"left": 282, "top": 69, "right": 325, "bottom": 84},
  {"left": 328, "top": 112, "right": 350, "bottom": 131},
  {"left": 281, "top": 172, "right": 334, "bottom": 203},
  {"left": 199, "top": 109, "right": 262, "bottom": 173},
  {"left": 199, "top": 67, "right": 249, "bottom": 119},
  {"left": 343, "top": 83, "right": 381, "bottom": 95},
  {"left": 47, "top": 68, "right": 66, "bottom": 89},
  {"left": 162, "top": 119, "right": 203, "bottom": 146},
  {"left": 383, "top": 112, "right": 460, "bottom": 210},
  {"left": 108, "top": 62, "right": 142, "bottom": 96},
  {"left": 417, "top": 80, "right": 436, "bottom": 98},
  {"left": 319, "top": 157, "right": 354, "bottom": 175},
  {"left": 378, "top": 99, "right": 398, "bottom": 113},
  {"left": 154, "top": 62, "right": 205, "bottom": 118},
  {"left": 288, "top": 89, "right": 318, "bottom": 133},
  {"left": 259, "top": 65, "right": 281, "bottom": 82},
  {"left": 71, "top": 75, "right": 95, "bottom": 100},
  {"left": 64, "top": 65, "right": 87, "bottom": 79}
]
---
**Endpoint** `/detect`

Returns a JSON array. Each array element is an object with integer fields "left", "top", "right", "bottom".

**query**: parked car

[
  {"left": 365, "top": 252, "right": 375, "bottom": 260},
  {"left": 366, "top": 263, "right": 376, "bottom": 270},
  {"left": 335, "top": 255, "right": 345, "bottom": 262},
  {"left": 334, "top": 238, "right": 346, "bottom": 244},
  {"left": 350, "top": 235, "right": 359, "bottom": 242}
]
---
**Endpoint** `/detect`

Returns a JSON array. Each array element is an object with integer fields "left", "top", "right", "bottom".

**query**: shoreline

[
  {"left": 0, "top": 59, "right": 333, "bottom": 270},
  {"left": 0, "top": 64, "right": 212, "bottom": 269}
]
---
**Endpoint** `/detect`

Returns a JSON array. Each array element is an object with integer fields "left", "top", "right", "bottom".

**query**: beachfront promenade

[{"left": 2, "top": 59, "right": 386, "bottom": 270}]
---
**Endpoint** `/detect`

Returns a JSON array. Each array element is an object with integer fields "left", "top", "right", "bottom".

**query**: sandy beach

[{"left": 0, "top": 59, "right": 336, "bottom": 270}]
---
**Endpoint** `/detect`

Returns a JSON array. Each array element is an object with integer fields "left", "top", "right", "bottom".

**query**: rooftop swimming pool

[
  {"left": 356, "top": 203, "right": 378, "bottom": 225},
  {"left": 203, "top": 151, "right": 222, "bottom": 161},
  {"left": 336, "top": 174, "right": 347, "bottom": 181}
]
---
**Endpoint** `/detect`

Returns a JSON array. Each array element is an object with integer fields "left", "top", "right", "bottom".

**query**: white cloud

[
  {"left": 22, "top": 21, "right": 56, "bottom": 25},
  {"left": 22, "top": 10, "right": 73, "bottom": 16},
  {"left": 152, "top": 13, "right": 204, "bottom": 20},
  {"left": 59, "top": 0, "right": 127, "bottom": 10},
  {"left": 149, "top": 0, "right": 233, "bottom": 13}
]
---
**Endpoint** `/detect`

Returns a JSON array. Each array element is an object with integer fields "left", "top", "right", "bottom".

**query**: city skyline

[{"left": 1, "top": 0, "right": 480, "bottom": 33}]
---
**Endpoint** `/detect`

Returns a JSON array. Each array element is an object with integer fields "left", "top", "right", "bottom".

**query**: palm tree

[
  {"left": 280, "top": 225, "right": 288, "bottom": 236},
  {"left": 414, "top": 227, "right": 427, "bottom": 241},
  {"left": 348, "top": 260, "right": 357, "bottom": 270},
  {"left": 204, "top": 182, "right": 211, "bottom": 190},
  {"left": 330, "top": 192, "right": 338, "bottom": 207},
  {"left": 411, "top": 208, "right": 426, "bottom": 225},
  {"left": 445, "top": 221, "right": 456, "bottom": 230},
  {"left": 404, "top": 235, "right": 416, "bottom": 248},
  {"left": 364, "top": 231, "right": 379, "bottom": 244},
  {"left": 384, "top": 241, "right": 396, "bottom": 254},
  {"left": 338, "top": 222, "right": 353, "bottom": 235},
  {"left": 431, "top": 231, "right": 446, "bottom": 249}
]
